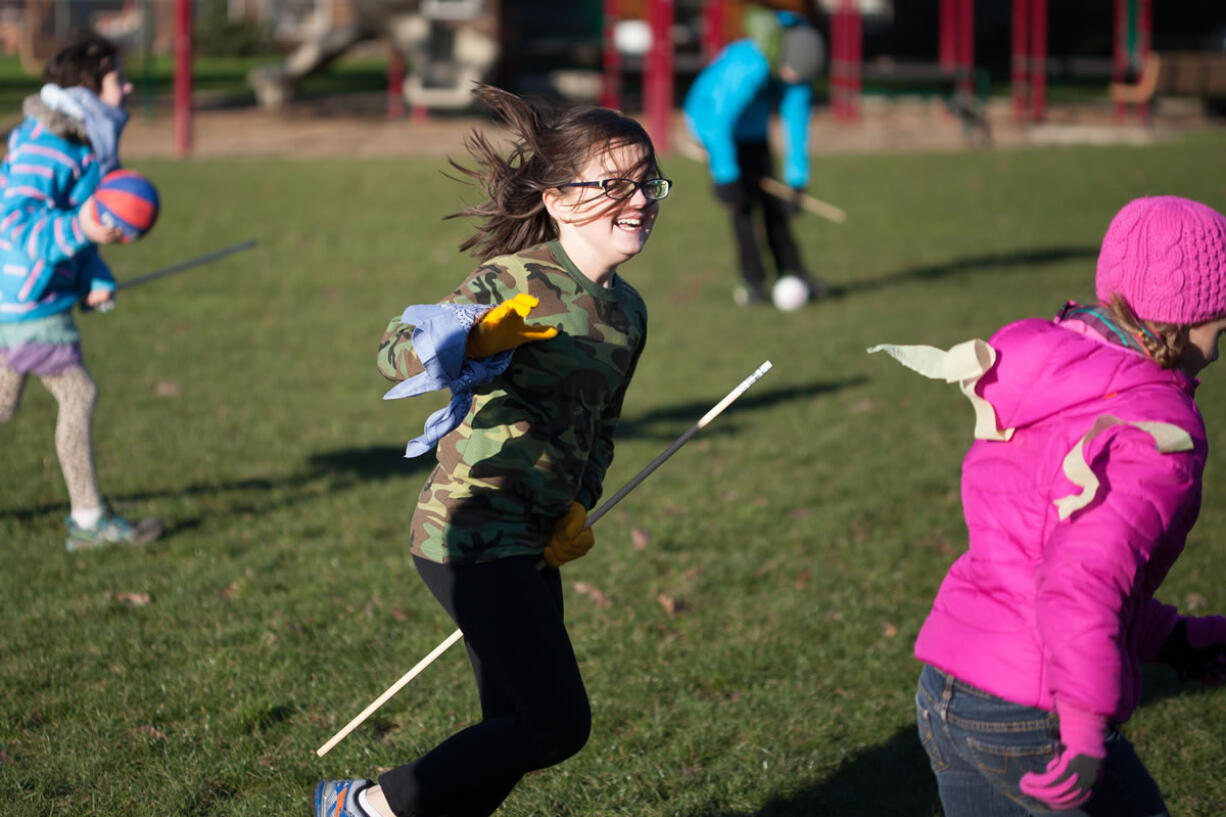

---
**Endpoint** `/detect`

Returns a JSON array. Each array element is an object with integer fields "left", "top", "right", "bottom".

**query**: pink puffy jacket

[{"left": 914, "top": 316, "right": 1207, "bottom": 724}]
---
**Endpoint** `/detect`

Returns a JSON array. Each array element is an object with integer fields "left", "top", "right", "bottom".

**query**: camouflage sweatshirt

[{"left": 377, "top": 241, "right": 648, "bottom": 564}]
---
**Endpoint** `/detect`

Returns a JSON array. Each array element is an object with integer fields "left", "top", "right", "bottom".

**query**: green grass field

[{"left": 3, "top": 133, "right": 1226, "bottom": 816}]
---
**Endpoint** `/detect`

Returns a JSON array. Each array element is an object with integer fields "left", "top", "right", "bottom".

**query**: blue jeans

[{"left": 915, "top": 665, "right": 1168, "bottom": 817}]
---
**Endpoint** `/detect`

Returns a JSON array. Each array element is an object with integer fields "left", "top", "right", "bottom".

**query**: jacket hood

[
  {"left": 21, "top": 94, "right": 89, "bottom": 143},
  {"left": 978, "top": 317, "right": 1197, "bottom": 434}
]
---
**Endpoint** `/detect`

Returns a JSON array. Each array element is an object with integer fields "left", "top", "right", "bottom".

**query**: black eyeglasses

[{"left": 559, "top": 178, "right": 672, "bottom": 201}]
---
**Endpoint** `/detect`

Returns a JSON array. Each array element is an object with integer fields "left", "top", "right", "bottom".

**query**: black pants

[
  {"left": 728, "top": 140, "right": 809, "bottom": 293},
  {"left": 379, "top": 555, "right": 591, "bottom": 817}
]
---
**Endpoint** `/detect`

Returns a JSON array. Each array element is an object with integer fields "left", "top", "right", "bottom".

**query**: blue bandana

[{"left": 382, "top": 303, "right": 514, "bottom": 458}]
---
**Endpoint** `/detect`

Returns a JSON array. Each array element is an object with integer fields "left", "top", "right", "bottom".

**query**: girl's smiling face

[{"left": 544, "top": 142, "right": 661, "bottom": 285}]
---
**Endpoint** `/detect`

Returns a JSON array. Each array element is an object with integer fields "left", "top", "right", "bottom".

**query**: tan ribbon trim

[
  {"left": 867, "top": 339, "right": 1014, "bottom": 441},
  {"left": 1054, "top": 415, "right": 1194, "bottom": 520}
]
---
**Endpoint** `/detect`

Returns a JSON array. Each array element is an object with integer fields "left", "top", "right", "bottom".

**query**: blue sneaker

[
  {"left": 64, "top": 510, "right": 163, "bottom": 551},
  {"left": 314, "top": 779, "right": 374, "bottom": 817}
]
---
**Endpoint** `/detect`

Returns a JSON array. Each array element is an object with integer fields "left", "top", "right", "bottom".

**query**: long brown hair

[
  {"left": 447, "top": 84, "right": 659, "bottom": 261},
  {"left": 1102, "top": 294, "right": 1191, "bottom": 370}
]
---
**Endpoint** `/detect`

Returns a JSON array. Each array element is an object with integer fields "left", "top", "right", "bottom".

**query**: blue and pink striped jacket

[{"left": 0, "top": 97, "right": 112, "bottom": 323}]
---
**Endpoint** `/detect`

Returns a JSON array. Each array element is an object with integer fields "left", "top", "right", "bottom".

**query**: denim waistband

[{"left": 919, "top": 665, "right": 1056, "bottom": 722}]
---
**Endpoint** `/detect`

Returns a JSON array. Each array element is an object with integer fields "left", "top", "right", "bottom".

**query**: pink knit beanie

[{"left": 1095, "top": 195, "right": 1226, "bottom": 324}]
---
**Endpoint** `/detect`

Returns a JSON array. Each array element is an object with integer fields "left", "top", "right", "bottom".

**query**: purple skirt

[{"left": 0, "top": 341, "right": 84, "bottom": 376}]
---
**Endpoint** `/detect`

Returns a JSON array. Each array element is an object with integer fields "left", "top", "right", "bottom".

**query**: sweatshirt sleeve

[
  {"left": 1135, "top": 597, "right": 1180, "bottom": 663},
  {"left": 1034, "top": 424, "right": 1201, "bottom": 716},
  {"left": 376, "top": 316, "right": 425, "bottom": 382},
  {"left": 1, "top": 155, "right": 94, "bottom": 303},
  {"left": 76, "top": 245, "right": 114, "bottom": 294},
  {"left": 778, "top": 81, "right": 813, "bottom": 188},
  {"left": 374, "top": 265, "right": 491, "bottom": 382}
]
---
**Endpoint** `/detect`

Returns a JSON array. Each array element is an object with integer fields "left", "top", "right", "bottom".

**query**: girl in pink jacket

[{"left": 873, "top": 196, "right": 1226, "bottom": 816}]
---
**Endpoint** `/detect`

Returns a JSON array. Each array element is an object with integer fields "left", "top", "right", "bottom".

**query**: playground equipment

[
  {"left": 831, "top": 0, "right": 973, "bottom": 124},
  {"left": 828, "top": 0, "right": 1159, "bottom": 126},
  {"left": 1013, "top": 0, "right": 1153, "bottom": 123},
  {"left": 599, "top": 1, "right": 823, "bottom": 155},
  {"left": 247, "top": 0, "right": 500, "bottom": 115}
]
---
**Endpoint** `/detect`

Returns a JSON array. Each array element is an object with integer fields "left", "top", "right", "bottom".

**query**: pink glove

[{"left": 1019, "top": 703, "right": 1107, "bottom": 810}]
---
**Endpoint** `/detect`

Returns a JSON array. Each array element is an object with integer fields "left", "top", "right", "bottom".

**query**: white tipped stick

[
  {"left": 316, "top": 629, "right": 464, "bottom": 757},
  {"left": 315, "top": 361, "right": 774, "bottom": 757},
  {"left": 589, "top": 360, "right": 773, "bottom": 525}
]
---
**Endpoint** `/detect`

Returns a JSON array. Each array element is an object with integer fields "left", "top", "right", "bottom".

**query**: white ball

[
  {"left": 771, "top": 275, "right": 810, "bottom": 311},
  {"left": 614, "top": 20, "right": 652, "bottom": 56}
]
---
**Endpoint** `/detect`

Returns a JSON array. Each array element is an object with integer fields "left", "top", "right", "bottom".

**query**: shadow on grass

[
  {"left": 828, "top": 245, "right": 1099, "bottom": 297},
  {"left": 2, "top": 378, "right": 860, "bottom": 522},
  {"left": 691, "top": 724, "right": 941, "bottom": 817},
  {"left": 1138, "top": 662, "right": 1224, "bottom": 710},
  {"left": 685, "top": 676, "right": 1223, "bottom": 817},
  {"left": 0, "top": 444, "right": 432, "bottom": 523},
  {"left": 617, "top": 377, "right": 866, "bottom": 443}
]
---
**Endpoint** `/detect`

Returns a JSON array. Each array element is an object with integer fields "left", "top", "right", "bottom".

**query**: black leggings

[
  {"left": 729, "top": 140, "right": 808, "bottom": 290},
  {"left": 379, "top": 555, "right": 591, "bottom": 817}
]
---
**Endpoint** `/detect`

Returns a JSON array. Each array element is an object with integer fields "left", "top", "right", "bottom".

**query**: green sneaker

[{"left": 65, "top": 511, "right": 163, "bottom": 551}]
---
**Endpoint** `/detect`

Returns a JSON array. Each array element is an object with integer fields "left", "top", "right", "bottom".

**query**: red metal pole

[
  {"left": 830, "top": 3, "right": 844, "bottom": 119},
  {"left": 1029, "top": 0, "right": 1046, "bottom": 122},
  {"left": 601, "top": 0, "right": 622, "bottom": 110},
  {"left": 832, "top": 0, "right": 860, "bottom": 122},
  {"left": 848, "top": 0, "right": 862, "bottom": 122},
  {"left": 956, "top": 0, "right": 974, "bottom": 101},
  {"left": 1011, "top": 0, "right": 1029, "bottom": 121},
  {"left": 173, "top": 0, "right": 192, "bottom": 157},
  {"left": 939, "top": 0, "right": 956, "bottom": 72},
  {"left": 644, "top": 0, "right": 673, "bottom": 153},
  {"left": 387, "top": 51, "right": 406, "bottom": 119},
  {"left": 701, "top": 0, "right": 724, "bottom": 64}
]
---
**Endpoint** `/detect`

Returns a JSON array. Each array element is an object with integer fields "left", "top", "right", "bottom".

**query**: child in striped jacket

[{"left": 0, "top": 34, "right": 161, "bottom": 550}]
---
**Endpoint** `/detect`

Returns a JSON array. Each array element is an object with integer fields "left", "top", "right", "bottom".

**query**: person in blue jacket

[
  {"left": 684, "top": 7, "right": 826, "bottom": 307},
  {"left": 0, "top": 34, "right": 163, "bottom": 550}
]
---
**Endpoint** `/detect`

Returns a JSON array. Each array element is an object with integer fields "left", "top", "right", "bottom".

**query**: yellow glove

[
  {"left": 543, "top": 502, "right": 595, "bottom": 567},
  {"left": 466, "top": 293, "right": 558, "bottom": 358}
]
